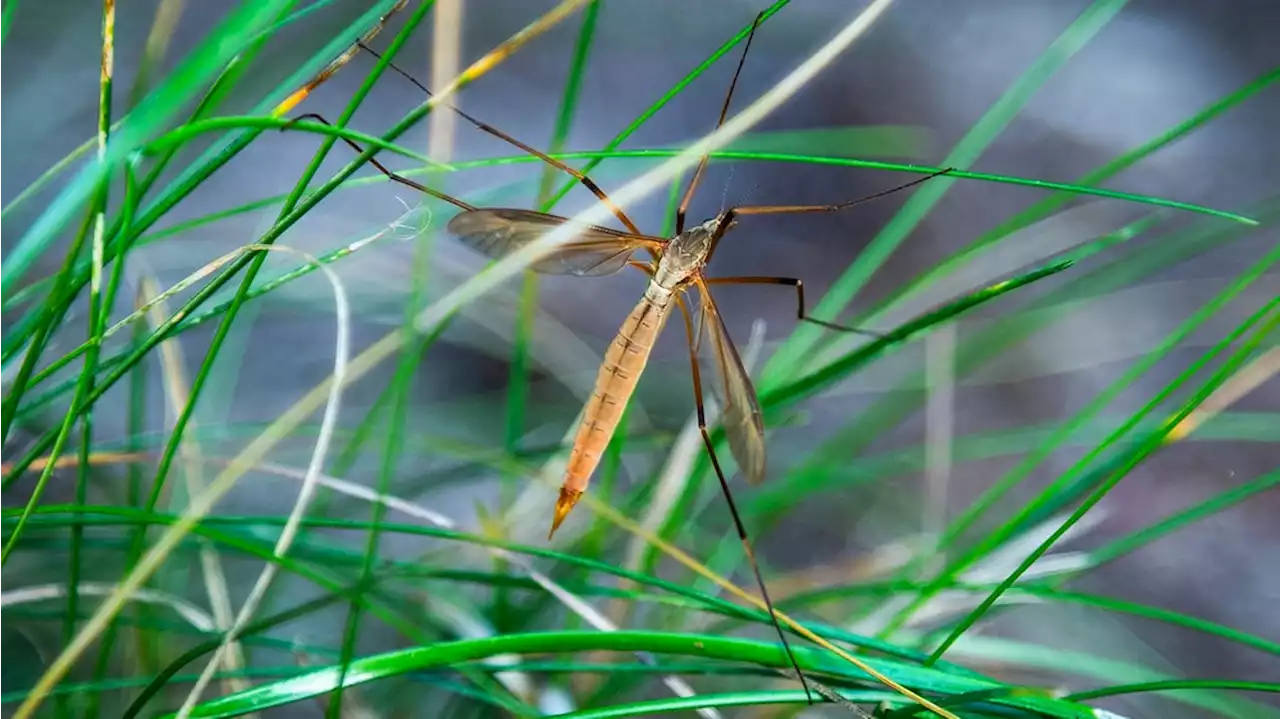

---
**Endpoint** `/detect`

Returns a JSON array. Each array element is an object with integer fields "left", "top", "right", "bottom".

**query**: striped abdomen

[{"left": 552, "top": 288, "right": 673, "bottom": 533}]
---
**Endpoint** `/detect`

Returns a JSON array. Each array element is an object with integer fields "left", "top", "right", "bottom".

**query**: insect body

[{"left": 551, "top": 218, "right": 720, "bottom": 535}]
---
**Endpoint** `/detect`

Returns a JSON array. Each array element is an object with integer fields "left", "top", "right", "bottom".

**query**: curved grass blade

[
  {"left": 153, "top": 631, "right": 1090, "bottom": 719},
  {"left": 764, "top": 260, "right": 1074, "bottom": 409}
]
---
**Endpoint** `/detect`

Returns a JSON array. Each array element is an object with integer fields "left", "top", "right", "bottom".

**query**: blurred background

[{"left": 3, "top": 1, "right": 1278, "bottom": 716}]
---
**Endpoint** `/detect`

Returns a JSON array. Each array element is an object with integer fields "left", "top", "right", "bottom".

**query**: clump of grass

[{"left": 3, "top": 1, "right": 1277, "bottom": 718}]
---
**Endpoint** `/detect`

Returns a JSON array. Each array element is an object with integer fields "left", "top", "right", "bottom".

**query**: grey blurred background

[{"left": 3, "top": 0, "right": 1278, "bottom": 713}]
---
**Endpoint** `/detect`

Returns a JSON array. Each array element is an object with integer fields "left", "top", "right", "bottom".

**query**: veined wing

[
  {"left": 692, "top": 281, "right": 767, "bottom": 485},
  {"left": 448, "top": 208, "right": 665, "bottom": 277}
]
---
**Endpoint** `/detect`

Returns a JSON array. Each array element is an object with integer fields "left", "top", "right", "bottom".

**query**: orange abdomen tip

[{"left": 548, "top": 487, "right": 584, "bottom": 540}]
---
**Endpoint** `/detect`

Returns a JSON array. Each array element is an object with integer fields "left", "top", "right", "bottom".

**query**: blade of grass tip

[
  {"left": 860, "top": 65, "right": 1280, "bottom": 325},
  {"left": 878, "top": 238, "right": 1280, "bottom": 636},
  {"left": 0, "top": 0, "right": 296, "bottom": 296},
  {"left": 434, "top": 148, "right": 1259, "bottom": 226},
  {"left": 925, "top": 297, "right": 1280, "bottom": 665},
  {"left": 7, "top": 5, "right": 598, "bottom": 715},
  {"left": 542, "top": 0, "right": 792, "bottom": 210},
  {"left": 67, "top": 6, "right": 116, "bottom": 714},
  {"left": 501, "top": 0, "right": 600, "bottom": 635},
  {"left": 761, "top": 0, "right": 1132, "bottom": 389},
  {"left": 175, "top": 246, "right": 349, "bottom": 719}
]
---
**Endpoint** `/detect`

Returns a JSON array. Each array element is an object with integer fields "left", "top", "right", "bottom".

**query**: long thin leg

[
  {"left": 728, "top": 168, "right": 952, "bottom": 219},
  {"left": 675, "top": 295, "right": 813, "bottom": 704},
  {"left": 674, "top": 11, "right": 765, "bottom": 236},
  {"left": 706, "top": 275, "right": 881, "bottom": 337},
  {"left": 359, "top": 43, "right": 646, "bottom": 237},
  {"left": 286, "top": 112, "right": 477, "bottom": 212}
]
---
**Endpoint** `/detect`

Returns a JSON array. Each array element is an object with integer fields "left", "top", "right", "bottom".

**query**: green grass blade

[
  {"left": 1, "top": 0, "right": 297, "bottom": 296},
  {"left": 860, "top": 65, "right": 1280, "bottom": 324},
  {"left": 764, "top": 260, "right": 1073, "bottom": 409},
  {"left": 925, "top": 297, "right": 1280, "bottom": 663},
  {"left": 761, "top": 0, "right": 1132, "bottom": 386}
]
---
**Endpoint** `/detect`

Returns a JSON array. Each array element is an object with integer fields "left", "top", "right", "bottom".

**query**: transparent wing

[
  {"left": 693, "top": 282, "right": 767, "bottom": 485},
  {"left": 448, "top": 208, "right": 664, "bottom": 277}
]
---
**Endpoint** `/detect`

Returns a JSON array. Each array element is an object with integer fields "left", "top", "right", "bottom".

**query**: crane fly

[{"left": 288, "top": 12, "right": 949, "bottom": 701}]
